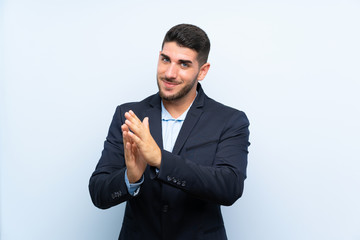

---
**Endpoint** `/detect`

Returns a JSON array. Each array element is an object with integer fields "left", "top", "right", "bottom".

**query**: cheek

[
  {"left": 179, "top": 70, "right": 198, "bottom": 82},
  {"left": 157, "top": 64, "right": 166, "bottom": 75}
]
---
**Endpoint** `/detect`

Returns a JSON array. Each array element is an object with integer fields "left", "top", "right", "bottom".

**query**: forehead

[{"left": 161, "top": 42, "right": 198, "bottom": 62}]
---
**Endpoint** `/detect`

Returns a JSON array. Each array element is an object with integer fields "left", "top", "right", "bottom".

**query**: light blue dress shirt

[{"left": 161, "top": 101, "right": 189, "bottom": 152}]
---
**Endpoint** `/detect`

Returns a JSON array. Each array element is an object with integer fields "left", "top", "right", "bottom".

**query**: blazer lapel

[
  {"left": 146, "top": 94, "right": 163, "bottom": 149},
  {"left": 172, "top": 84, "right": 205, "bottom": 155}
]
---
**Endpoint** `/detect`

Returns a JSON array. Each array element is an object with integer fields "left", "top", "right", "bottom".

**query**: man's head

[
  {"left": 161, "top": 24, "right": 210, "bottom": 66},
  {"left": 157, "top": 24, "right": 211, "bottom": 104}
]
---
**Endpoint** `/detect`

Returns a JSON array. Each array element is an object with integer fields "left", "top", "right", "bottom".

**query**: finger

[
  {"left": 121, "top": 123, "right": 129, "bottom": 132},
  {"left": 129, "top": 110, "right": 142, "bottom": 123},
  {"left": 122, "top": 125, "right": 128, "bottom": 144},
  {"left": 125, "top": 114, "right": 145, "bottom": 138},
  {"left": 126, "top": 111, "right": 145, "bottom": 133},
  {"left": 122, "top": 125, "right": 131, "bottom": 144},
  {"left": 124, "top": 142, "right": 133, "bottom": 165},
  {"left": 123, "top": 130, "right": 129, "bottom": 144},
  {"left": 142, "top": 117, "right": 149, "bottom": 130},
  {"left": 124, "top": 119, "right": 141, "bottom": 136},
  {"left": 125, "top": 111, "right": 142, "bottom": 125},
  {"left": 131, "top": 142, "right": 138, "bottom": 156},
  {"left": 124, "top": 112, "right": 140, "bottom": 131},
  {"left": 128, "top": 130, "right": 143, "bottom": 148}
]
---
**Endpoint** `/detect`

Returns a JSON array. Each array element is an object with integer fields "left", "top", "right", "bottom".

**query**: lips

[{"left": 162, "top": 78, "right": 181, "bottom": 88}]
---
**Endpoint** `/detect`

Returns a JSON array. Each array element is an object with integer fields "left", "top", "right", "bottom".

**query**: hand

[
  {"left": 122, "top": 123, "right": 147, "bottom": 183},
  {"left": 124, "top": 110, "right": 162, "bottom": 168}
]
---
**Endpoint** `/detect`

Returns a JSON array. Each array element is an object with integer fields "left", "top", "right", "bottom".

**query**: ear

[{"left": 197, "top": 63, "right": 210, "bottom": 81}]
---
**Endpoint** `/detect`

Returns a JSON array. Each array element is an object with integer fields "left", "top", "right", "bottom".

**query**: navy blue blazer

[{"left": 89, "top": 84, "right": 250, "bottom": 240}]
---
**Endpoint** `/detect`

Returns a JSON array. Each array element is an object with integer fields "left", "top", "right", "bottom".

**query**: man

[{"left": 89, "top": 23, "right": 250, "bottom": 240}]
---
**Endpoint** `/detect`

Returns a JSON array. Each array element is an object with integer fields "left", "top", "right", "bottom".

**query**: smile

[{"left": 162, "top": 79, "right": 181, "bottom": 88}]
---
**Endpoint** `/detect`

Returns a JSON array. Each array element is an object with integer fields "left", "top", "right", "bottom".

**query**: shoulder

[
  {"left": 203, "top": 95, "right": 249, "bottom": 125},
  {"left": 196, "top": 84, "right": 248, "bottom": 124},
  {"left": 111, "top": 93, "right": 160, "bottom": 121},
  {"left": 115, "top": 93, "right": 159, "bottom": 112}
]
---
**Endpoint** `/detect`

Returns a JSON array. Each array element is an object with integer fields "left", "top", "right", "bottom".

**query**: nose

[{"left": 165, "top": 63, "right": 178, "bottom": 79}]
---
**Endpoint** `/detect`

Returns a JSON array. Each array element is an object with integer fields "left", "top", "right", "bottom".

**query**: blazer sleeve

[
  {"left": 89, "top": 106, "right": 133, "bottom": 209},
  {"left": 152, "top": 110, "right": 250, "bottom": 206}
]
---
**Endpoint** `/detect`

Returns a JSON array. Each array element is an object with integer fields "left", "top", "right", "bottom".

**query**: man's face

[{"left": 157, "top": 41, "right": 203, "bottom": 102}]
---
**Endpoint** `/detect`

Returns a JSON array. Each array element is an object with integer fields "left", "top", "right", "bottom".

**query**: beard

[{"left": 157, "top": 75, "right": 198, "bottom": 102}]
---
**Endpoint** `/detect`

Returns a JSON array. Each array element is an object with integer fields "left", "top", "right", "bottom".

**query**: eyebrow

[{"left": 160, "top": 53, "right": 193, "bottom": 65}]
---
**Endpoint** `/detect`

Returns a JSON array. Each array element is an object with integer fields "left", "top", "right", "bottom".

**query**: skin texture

[{"left": 122, "top": 41, "right": 210, "bottom": 183}]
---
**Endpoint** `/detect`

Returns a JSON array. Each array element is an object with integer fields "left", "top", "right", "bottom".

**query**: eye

[
  {"left": 180, "top": 62, "right": 189, "bottom": 68},
  {"left": 162, "top": 57, "right": 170, "bottom": 63}
]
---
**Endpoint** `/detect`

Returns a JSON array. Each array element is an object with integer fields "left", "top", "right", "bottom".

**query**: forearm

[
  {"left": 153, "top": 150, "right": 246, "bottom": 206},
  {"left": 89, "top": 166, "right": 132, "bottom": 209},
  {"left": 89, "top": 105, "right": 138, "bottom": 209},
  {"left": 89, "top": 132, "right": 133, "bottom": 209},
  {"left": 153, "top": 111, "right": 250, "bottom": 206}
]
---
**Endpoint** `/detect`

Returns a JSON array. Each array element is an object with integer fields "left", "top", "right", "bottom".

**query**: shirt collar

[{"left": 161, "top": 91, "right": 197, "bottom": 121}]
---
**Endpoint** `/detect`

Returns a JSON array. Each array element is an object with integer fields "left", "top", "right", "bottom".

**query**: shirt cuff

[{"left": 125, "top": 169, "right": 144, "bottom": 196}]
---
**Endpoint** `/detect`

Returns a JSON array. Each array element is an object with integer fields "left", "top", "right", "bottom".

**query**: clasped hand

[{"left": 121, "top": 110, "right": 161, "bottom": 183}]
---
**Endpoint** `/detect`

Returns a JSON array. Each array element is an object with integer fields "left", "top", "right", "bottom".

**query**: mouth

[{"left": 161, "top": 78, "right": 181, "bottom": 88}]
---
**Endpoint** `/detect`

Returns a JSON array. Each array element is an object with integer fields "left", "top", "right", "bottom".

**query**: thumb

[{"left": 143, "top": 117, "right": 149, "bottom": 129}]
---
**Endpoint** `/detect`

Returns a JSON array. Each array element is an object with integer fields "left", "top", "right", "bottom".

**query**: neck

[{"left": 162, "top": 91, "right": 197, "bottom": 119}]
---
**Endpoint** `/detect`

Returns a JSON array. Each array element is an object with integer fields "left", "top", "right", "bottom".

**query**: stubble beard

[{"left": 157, "top": 75, "right": 198, "bottom": 102}]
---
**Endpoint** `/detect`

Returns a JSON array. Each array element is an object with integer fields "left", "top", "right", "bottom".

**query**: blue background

[{"left": 1, "top": 0, "right": 359, "bottom": 239}]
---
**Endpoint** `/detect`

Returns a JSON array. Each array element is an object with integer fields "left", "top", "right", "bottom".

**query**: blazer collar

[
  {"left": 172, "top": 83, "right": 206, "bottom": 154},
  {"left": 192, "top": 82, "right": 206, "bottom": 108},
  {"left": 146, "top": 94, "right": 163, "bottom": 149}
]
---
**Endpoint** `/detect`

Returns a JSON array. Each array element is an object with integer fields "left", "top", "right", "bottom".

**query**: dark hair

[{"left": 162, "top": 24, "right": 210, "bottom": 66}]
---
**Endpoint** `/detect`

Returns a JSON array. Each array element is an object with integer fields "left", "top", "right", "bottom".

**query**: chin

[{"left": 159, "top": 91, "right": 176, "bottom": 101}]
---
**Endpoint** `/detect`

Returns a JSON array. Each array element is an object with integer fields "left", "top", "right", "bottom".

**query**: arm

[
  {"left": 155, "top": 111, "right": 250, "bottom": 206},
  {"left": 88, "top": 106, "right": 146, "bottom": 209},
  {"left": 125, "top": 109, "right": 250, "bottom": 206}
]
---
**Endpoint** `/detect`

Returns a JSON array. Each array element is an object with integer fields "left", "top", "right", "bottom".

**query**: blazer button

[
  {"left": 181, "top": 181, "right": 186, "bottom": 187},
  {"left": 111, "top": 191, "right": 122, "bottom": 199},
  {"left": 167, "top": 176, "right": 172, "bottom": 181},
  {"left": 172, "top": 178, "right": 177, "bottom": 184},
  {"left": 162, "top": 205, "right": 169, "bottom": 213}
]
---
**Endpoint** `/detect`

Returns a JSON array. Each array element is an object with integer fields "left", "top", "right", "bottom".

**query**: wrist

[
  {"left": 127, "top": 171, "right": 141, "bottom": 184},
  {"left": 154, "top": 149, "right": 162, "bottom": 169}
]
